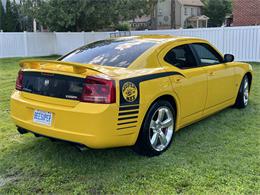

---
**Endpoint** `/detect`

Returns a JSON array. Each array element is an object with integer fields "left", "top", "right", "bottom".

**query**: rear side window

[
  {"left": 60, "top": 39, "right": 157, "bottom": 68},
  {"left": 191, "top": 43, "right": 223, "bottom": 65},
  {"left": 164, "top": 44, "right": 197, "bottom": 69}
]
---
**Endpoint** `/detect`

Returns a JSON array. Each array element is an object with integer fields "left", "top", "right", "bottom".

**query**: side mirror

[{"left": 224, "top": 54, "right": 234, "bottom": 63}]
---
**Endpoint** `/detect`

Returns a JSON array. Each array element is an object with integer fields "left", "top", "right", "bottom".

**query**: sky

[
  {"left": 1, "top": 0, "right": 21, "bottom": 10},
  {"left": 1, "top": 0, "right": 6, "bottom": 9}
]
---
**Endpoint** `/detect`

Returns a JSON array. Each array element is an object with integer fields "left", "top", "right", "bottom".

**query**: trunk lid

[
  {"left": 19, "top": 60, "right": 118, "bottom": 106},
  {"left": 20, "top": 60, "right": 119, "bottom": 77}
]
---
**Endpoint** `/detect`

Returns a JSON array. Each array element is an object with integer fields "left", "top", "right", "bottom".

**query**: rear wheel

[
  {"left": 133, "top": 100, "right": 175, "bottom": 157},
  {"left": 235, "top": 75, "right": 250, "bottom": 108}
]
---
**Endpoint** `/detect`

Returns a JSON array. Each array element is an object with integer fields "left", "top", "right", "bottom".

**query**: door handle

[{"left": 209, "top": 71, "right": 216, "bottom": 76}]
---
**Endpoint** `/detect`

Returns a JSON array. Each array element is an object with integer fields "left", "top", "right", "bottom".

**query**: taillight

[
  {"left": 16, "top": 70, "right": 23, "bottom": 90},
  {"left": 81, "top": 76, "right": 116, "bottom": 104}
]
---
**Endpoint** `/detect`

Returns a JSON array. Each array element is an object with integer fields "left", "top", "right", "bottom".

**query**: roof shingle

[{"left": 179, "top": 0, "right": 204, "bottom": 7}]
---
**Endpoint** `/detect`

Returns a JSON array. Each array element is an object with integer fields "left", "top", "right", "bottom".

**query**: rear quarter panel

[{"left": 117, "top": 75, "right": 180, "bottom": 143}]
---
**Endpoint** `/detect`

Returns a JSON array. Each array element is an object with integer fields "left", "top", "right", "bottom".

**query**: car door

[
  {"left": 191, "top": 42, "right": 236, "bottom": 111},
  {"left": 158, "top": 42, "right": 208, "bottom": 127}
]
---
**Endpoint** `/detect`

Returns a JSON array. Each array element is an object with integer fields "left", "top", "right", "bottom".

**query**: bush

[
  {"left": 186, "top": 25, "right": 194, "bottom": 29},
  {"left": 115, "top": 22, "right": 130, "bottom": 31}
]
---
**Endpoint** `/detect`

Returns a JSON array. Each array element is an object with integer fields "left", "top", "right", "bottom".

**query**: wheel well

[
  {"left": 150, "top": 95, "right": 178, "bottom": 130},
  {"left": 153, "top": 95, "right": 177, "bottom": 112},
  {"left": 245, "top": 72, "right": 252, "bottom": 91},
  {"left": 137, "top": 94, "right": 178, "bottom": 140},
  {"left": 148, "top": 95, "right": 178, "bottom": 124}
]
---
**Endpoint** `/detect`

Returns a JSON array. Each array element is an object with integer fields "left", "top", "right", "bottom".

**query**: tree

[
  {"left": 0, "top": 1, "right": 5, "bottom": 30},
  {"left": 20, "top": 0, "right": 43, "bottom": 31},
  {"left": 117, "top": 0, "right": 148, "bottom": 21},
  {"left": 4, "top": 0, "right": 14, "bottom": 31},
  {"left": 4, "top": 0, "right": 20, "bottom": 31},
  {"left": 38, "top": 0, "right": 82, "bottom": 31},
  {"left": 78, "top": 0, "right": 119, "bottom": 31},
  {"left": 20, "top": 0, "right": 116, "bottom": 31},
  {"left": 203, "top": 0, "right": 232, "bottom": 27},
  {"left": 12, "top": 1, "right": 21, "bottom": 31},
  {"left": 19, "top": 0, "right": 151, "bottom": 32}
]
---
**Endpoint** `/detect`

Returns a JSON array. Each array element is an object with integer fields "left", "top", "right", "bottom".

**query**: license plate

[{"left": 33, "top": 110, "right": 53, "bottom": 126}]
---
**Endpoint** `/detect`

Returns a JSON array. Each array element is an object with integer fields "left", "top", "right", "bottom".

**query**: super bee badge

[{"left": 122, "top": 82, "right": 138, "bottom": 102}]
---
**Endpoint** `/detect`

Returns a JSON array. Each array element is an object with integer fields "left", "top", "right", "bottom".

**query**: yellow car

[{"left": 10, "top": 35, "right": 253, "bottom": 156}]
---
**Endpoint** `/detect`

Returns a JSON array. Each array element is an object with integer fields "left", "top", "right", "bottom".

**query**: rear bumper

[{"left": 10, "top": 91, "right": 138, "bottom": 148}]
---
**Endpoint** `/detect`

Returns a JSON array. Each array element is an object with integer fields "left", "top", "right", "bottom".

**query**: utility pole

[
  {"left": 171, "top": 0, "right": 176, "bottom": 29},
  {"left": 150, "top": 0, "right": 158, "bottom": 30}
]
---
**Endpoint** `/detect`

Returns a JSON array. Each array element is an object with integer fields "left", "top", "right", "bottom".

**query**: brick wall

[{"left": 233, "top": 0, "right": 260, "bottom": 26}]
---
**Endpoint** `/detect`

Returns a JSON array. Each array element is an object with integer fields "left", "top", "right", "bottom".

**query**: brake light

[
  {"left": 81, "top": 76, "right": 116, "bottom": 104},
  {"left": 16, "top": 70, "right": 23, "bottom": 90}
]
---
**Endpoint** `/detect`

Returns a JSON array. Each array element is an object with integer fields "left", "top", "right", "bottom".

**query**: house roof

[
  {"left": 128, "top": 16, "right": 151, "bottom": 23},
  {"left": 179, "top": 0, "right": 204, "bottom": 7},
  {"left": 187, "top": 15, "right": 209, "bottom": 21}
]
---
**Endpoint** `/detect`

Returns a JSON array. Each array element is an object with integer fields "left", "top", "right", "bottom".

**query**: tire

[
  {"left": 235, "top": 75, "right": 250, "bottom": 108},
  {"left": 133, "top": 100, "right": 175, "bottom": 157}
]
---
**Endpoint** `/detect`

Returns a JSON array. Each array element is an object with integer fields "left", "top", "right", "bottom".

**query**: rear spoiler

[{"left": 19, "top": 60, "right": 117, "bottom": 77}]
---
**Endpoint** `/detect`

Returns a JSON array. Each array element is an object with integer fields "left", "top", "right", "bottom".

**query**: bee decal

[{"left": 122, "top": 82, "right": 138, "bottom": 102}]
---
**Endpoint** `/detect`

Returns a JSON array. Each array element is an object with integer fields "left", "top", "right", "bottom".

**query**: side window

[
  {"left": 192, "top": 43, "right": 223, "bottom": 66},
  {"left": 164, "top": 45, "right": 197, "bottom": 69}
]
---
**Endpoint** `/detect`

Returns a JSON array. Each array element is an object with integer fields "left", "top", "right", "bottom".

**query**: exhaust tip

[
  {"left": 34, "top": 133, "right": 41, "bottom": 137},
  {"left": 74, "top": 144, "right": 88, "bottom": 151},
  {"left": 17, "top": 127, "right": 28, "bottom": 134}
]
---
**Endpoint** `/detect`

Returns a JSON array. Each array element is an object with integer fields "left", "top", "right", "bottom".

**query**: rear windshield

[{"left": 60, "top": 39, "right": 157, "bottom": 68}]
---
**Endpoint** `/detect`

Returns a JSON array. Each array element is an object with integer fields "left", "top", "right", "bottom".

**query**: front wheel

[
  {"left": 133, "top": 100, "right": 175, "bottom": 157},
  {"left": 235, "top": 75, "right": 250, "bottom": 108}
]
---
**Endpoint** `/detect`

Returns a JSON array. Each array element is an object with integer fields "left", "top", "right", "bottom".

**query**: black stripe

[
  {"left": 125, "top": 72, "right": 184, "bottom": 83},
  {"left": 120, "top": 71, "right": 184, "bottom": 106},
  {"left": 117, "top": 126, "right": 136, "bottom": 130},
  {"left": 118, "top": 121, "right": 137, "bottom": 125},
  {"left": 119, "top": 105, "right": 139, "bottom": 111},
  {"left": 119, "top": 111, "right": 139, "bottom": 116},
  {"left": 118, "top": 116, "right": 138, "bottom": 121}
]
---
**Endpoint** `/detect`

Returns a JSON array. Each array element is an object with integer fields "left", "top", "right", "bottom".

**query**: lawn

[{"left": 0, "top": 57, "right": 259, "bottom": 194}]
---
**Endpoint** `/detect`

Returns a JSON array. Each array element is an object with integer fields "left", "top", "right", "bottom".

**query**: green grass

[{"left": 0, "top": 57, "right": 259, "bottom": 194}]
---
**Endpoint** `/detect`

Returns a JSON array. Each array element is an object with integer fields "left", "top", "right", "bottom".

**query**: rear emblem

[
  {"left": 65, "top": 95, "right": 78, "bottom": 99},
  {"left": 44, "top": 79, "right": 50, "bottom": 86},
  {"left": 122, "top": 82, "right": 138, "bottom": 102}
]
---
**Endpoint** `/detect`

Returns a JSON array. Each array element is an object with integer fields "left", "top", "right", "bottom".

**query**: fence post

[
  {"left": 82, "top": 31, "right": 85, "bottom": 45},
  {"left": 0, "top": 30, "right": 3, "bottom": 58},
  {"left": 53, "top": 31, "right": 58, "bottom": 55},
  {"left": 91, "top": 31, "right": 95, "bottom": 44},
  {"left": 221, "top": 26, "right": 225, "bottom": 53},
  {"left": 257, "top": 27, "right": 260, "bottom": 62},
  {"left": 178, "top": 28, "right": 183, "bottom": 36},
  {"left": 23, "top": 31, "right": 28, "bottom": 57}
]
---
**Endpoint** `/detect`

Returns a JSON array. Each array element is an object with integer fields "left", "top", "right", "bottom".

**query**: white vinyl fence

[{"left": 1, "top": 26, "right": 260, "bottom": 62}]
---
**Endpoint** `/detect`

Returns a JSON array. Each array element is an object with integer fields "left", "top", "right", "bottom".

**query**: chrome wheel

[
  {"left": 243, "top": 77, "right": 249, "bottom": 106},
  {"left": 149, "top": 106, "right": 174, "bottom": 152}
]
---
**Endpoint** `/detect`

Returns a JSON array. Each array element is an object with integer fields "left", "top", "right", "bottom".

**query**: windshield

[{"left": 60, "top": 38, "right": 157, "bottom": 68}]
